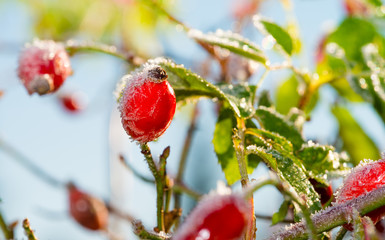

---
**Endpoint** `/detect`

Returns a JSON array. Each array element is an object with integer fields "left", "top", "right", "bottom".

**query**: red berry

[
  {"left": 173, "top": 194, "right": 252, "bottom": 240},
  {"left": 336, "top": 159, "right": 385, "bottom": 230},
  {"left": 68, "top": 184, "right": 109, "bottom": 231},
  {"left": 59, "top": 92, "right": 87, "bottom": 113},
  {"left": 232, "top": 0, "right": 259, "bottom": 19},
  {"left": 117, "top": 65, "right": 176, "bottom": 143},
  {"left": 344, "top": 0, "right": 368, "bottom": 16},
  {"left": 17, "top": 39, "right": 72, "bottom": 95}
]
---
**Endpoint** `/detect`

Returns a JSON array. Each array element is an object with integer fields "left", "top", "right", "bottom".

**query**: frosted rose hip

[
  {"left": 68, "top": 184, "right": 109, "bottom": 231},
  {"left": 173, "top": 194, "right": 252, "bottom": 240},
  {"left": 17, "top": 39, "right": 72, "bottom": 95},
  {"left": 336, "top": 159, "right": 385, "bottom": 229},
  {"left": 117, "top": 65, "right": 176, "bottom": 143}
]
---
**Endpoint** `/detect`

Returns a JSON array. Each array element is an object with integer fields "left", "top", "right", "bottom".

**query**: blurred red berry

[
  {"left": 336, "top": 159, "right": 385, "bottom": 230},
  {"left": 68, "top": 184, "right": 109, "bottom": 231},
  {"left": 59, "top": 92, "right": 87, "bottom": 113},
  {"left": 17, "top": 39, "right": 72, "bottom": 95},
  {"left": 344, "top": 0, "right": 368, "bottom": 16},
  {"left": 117, "top": 65, "right": 176, "bottom": 143},
  {"left": 232, "top": 0, "right": 259, "bottom": 19},
  {"left": 173, "top": 194, "right": 252, "bottom": 240}
]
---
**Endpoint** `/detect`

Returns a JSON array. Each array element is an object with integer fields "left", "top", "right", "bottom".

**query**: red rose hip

[
  {"left": 17, "top": 39, "right": 72, "bottom": 95},
  {"left": 117, "top": 65, "right": 176, "bottom": 143},
  {"left": 68, "top": 184, "right": 109, "bottom": 231},
  {"left": 336, "top": 159, "right": 385, "bottom": 229},
  {"left": 173, "top": 194, "right": 252, "bottom": 240}
]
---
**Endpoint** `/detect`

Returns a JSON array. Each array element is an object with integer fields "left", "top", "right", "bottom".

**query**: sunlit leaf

[
  {"left": 213, "top": 109, "right": 259, "bottom": 185},
  {"left": 254, "top": 16, "right": 293, "bottom": 55},
  {"left": 272, "top": 200, "right": 290, "bottom": 225},
  {"left": 188, "top": 29, "right": 267, "bottom": 64},
  {"left": 332, "top": 106, "right": 380, "bottom": 165},
  {"left": 254, "top": 106, "right": 304, "bottom": 150},
  {"left": 153, "top": 58, "right": 256, "bottom": 118}
]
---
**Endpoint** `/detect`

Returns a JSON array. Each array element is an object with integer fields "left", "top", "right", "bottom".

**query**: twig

[
  {"left": 133, "top": 220, "right": 170, "bottom": 240},
  {"left": 106, "top": 203, "right": 136, "bottom": 223},
  {"left": 270, "top": 185, "right": 385, "bottom": 240},
  {"left": 119, "top": 154, "right": 155, "bottom": 184},
  {"left": 0, "top": 212, "right": 13, "bottom": 240},
  {"left": 0, "top": 139, "right": 64, "bottom": 188},
  {"left": 140, "top": 143, "right": 165, "bottom": 232},
  {"left": 335, "top": 227, "right": 348, "bottom": 240},
  {"left": 174, "top": 104, "right": 199, "bottom": 217},
  {"left": 65, "top": 40, "right": 144, "bottom": 66},
  {"left": 23, "top": 219, "right": 38, "bottom": 240},
  {"left": 254, "top": 213, "right": 294, "bottom": 224},
  {"left": 120, "top": 154, "right": 201, "bottom": 200}
]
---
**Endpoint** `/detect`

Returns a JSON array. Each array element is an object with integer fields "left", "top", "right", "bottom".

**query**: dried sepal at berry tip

[{"left": 17, "top": 39, "right": 72, "bottom": 95}]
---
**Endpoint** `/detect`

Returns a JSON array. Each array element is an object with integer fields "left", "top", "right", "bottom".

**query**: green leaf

[
  {"left": 152, "top": 58, "right": 256, "bottom": 118},
  {"left": 213, "top": 109, "right": 258, "bottom": 185},
  {"left": 328, "top": 17, "right": 377, "bottom": 62},
  {"left": 297, "top": 143, "right": 345, "bottom": 184},
  {"left": 188, "top": 29, "right": 267, "bottom": 64},
  {"left": 332, "top": 106, "right": 380, "bottom": 165},
  {"left": 272, "top": 200, "right": 290, "bottom": 225},
  {"left": 254, "top": 106, "right": 305, "bottom": 150},
  {"left": 254, "top": 16, "right": 293, "bottom": 55},
  {"left": 218, "top": 83, "right": 256, "bottom": 118},
  {"left": 275, "top": 75, "right": 319, "bottom": 115},
  {"left": 247, "top": 146, "right": 321, "bottom": 212},
  {"left": 330, "top": 78, "right": 364, "bottom": 102},
  {"left": 257, "top": 90, "right": 273, "bottom": 108},
  {"left": 246, "top": 128, "right": 293, "bottom": 153}
]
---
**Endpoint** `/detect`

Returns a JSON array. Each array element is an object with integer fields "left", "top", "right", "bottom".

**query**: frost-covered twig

[
  {"left": 270, "top": 185, "right": 385, "bottom": 240},
  {"left": 23, "top": 219, "right": 38, "bottom": 240}
]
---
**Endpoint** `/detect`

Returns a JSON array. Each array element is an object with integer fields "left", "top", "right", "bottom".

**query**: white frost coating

[
  {"left": 172, "top": 193, "right": 251, "bottom": 240},
  {"left": 115, "top": 61, "right": 164, "bottom": 103},
  {"left": 214, "top": 181, "right": 232, "bottom": 196},
  {"left": 18, "top": 39, "right": 66, "bottom": 83}
]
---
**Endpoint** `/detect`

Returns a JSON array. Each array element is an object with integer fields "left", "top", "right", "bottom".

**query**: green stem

[
  {"left": 254, "top": 213, "right": 294, "bottom": 224},
  {"left": 174, "top": 104, "right": 198, "bottom": 217},
  {"left": 119, "top": 154, "right": 155, "bottom": 183},
  {"left": 133, "top": 221, "right": 170, "bottom": 240},
  {"left": 65, "top": 41, "right": 143, "bottom": 66},
  {"left": 0, "top": 139, "right": 64, "bottom": 188},
  {"left": 172, "top": 182, "right": 201, "bottom": 201},
  {"left": 280, "top": 185, "right": 318, "bottom": 240},
  {"left": 23, "top": 219, "right": 38, "bottom": 240},
  {"left": 335, "top": 227, "right": 347, "bottom": 240},
  {"left": 0, "top": 212, "right": 13, "bottom": 240},
  {"left": 243, "top": 177, "right": 278, "bottom": 199},
  {"left": 140, "top": 143, "right": 165, "bottom": 232},
  {"left": 234, "top": 118, "right": 249, "bottom": 187},
  {"left": 270, "top": 185, "right": 385, "bottom": 240}
]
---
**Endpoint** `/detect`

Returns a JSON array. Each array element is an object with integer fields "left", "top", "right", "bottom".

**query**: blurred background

[{"left": 1, "top": 0, "right": 385, "bottom": 239}]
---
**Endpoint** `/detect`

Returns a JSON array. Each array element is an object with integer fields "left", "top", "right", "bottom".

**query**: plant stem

[
  {"left": 280, "top": 184, "right": 318, "bottom": 240},
  {"left": 65, "top": 41, "right": 143, "bottom": 66},
  {"left": 174, "top": 104, "right": 198, "bottom": 217},
  {"left": 254, "top": 213, "right": 294, "bottom": 224},
  {"left": 140, "top": 143, "right": 165, "bottom": 232},
  {"left": 120, "top": 154, "right": 201, "bottom": 200},
  {"left": 119, "top": 154, "right": 155, "bottom": 183},
  {"left": 133, "top": 221, "right": 170, "bottom": 240},
  {"left": 23, "top": 219, "right": 38, "bottom": 240},
  {"left": 0, "top": 139, "right": 64, "bottom": 188},
  {"left": 0, "top": 212, "right": 13, "bottom": 240},
  {"left": 234, "top": 118, "right": 249, "bottom": 187},
  {"left": 233, "top": 118, "right": 256, "bottom": 240},
  {"left": 243, "top": 177, "right": 278, "bottom": 199},
  {"left": 335, "top": 227, "right": 347, "bottom": 240},
  {"left": 270, "top": 185, "right": 385, "bottom": 240}
]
